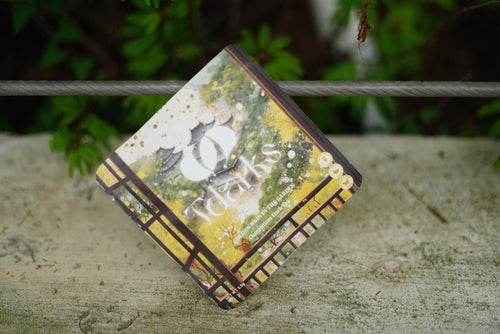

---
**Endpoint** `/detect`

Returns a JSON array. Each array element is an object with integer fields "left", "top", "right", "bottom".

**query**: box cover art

[{"left": 96, "top": 45, "right": 361, "bottom": 309}]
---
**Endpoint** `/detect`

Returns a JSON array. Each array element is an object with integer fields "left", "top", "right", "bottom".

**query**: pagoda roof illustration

[
  {"left": 155, "top": 147, "right": 175, "bottom": 159},
  {"left": 155, "top": 147, "right": 183, "bottom": 178},
  {"left": 188, "top": 117, "right": 234, "bottom": 146},
  {"left": 188, "top": 120, "right": 216, "bottom": 145}
]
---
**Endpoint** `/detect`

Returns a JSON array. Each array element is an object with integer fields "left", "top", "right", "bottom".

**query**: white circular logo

[
  {"left": 340, "top": 175, "right": 354, "bottom": 190},
  {"left": 180, "top": 125, "right": 237, "bottom": 181},
  {"left": 318, "top": 152, "right": 333, "bottom": 168},
  {"left": 328, "top": 163, "right": 343, "bottom": 179}
]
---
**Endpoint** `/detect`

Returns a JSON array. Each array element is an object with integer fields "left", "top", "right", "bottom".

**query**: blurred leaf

[
  {"left": 429, "top": 0, "right": 456, "bottom": 10},
  {"left": 257, "top": 25, "right": 271, "bottom": 49},
  {"left": 144, "top": 11, "right": 162, "bottom": 34},
  {"left": 268, "top": 36, "right": 291, "bottom": 53},
  {"left": 180, "top": 43, "right": 201, "bottom": 61},
  {"left": 239, "top": 29, "right": 257, "bottom": 54},
  {"left": 239, "top": 25, "right": 302, "bottom": 80},
  {"left": 436, "top": 124, "right": 450, "bottom": 136},
  {"left": 420, "top": 107, "right": 438, "bottom": 124},
  {"left": 50, "top": 96, "right": 86, "bottom": 126},
  {"left": 54, "top": 19, "right": 84, "bottom": 43},
  {"left": 126, "top": 44, "right": 168, "bottom": 78},
  {"left": 399, "top": 114, "right": 421, "bottom": 134},
  {"left": 33, "top": 108, "right": 58, "bottom": 132},
  {"left": 50, "top": 129, "right": 72, "bottom": 152},
  {"left": 478, "top": 100, "right": 500, "bottom": 138},
  {"left": 323, "top": 60, "right": 357, "bottom": 81},
  {"left": 488, "top": 118, "right": 500, "bottom": 138},
  {"left": 11, "top": 2, "right": 37, "bottom": 35},
  {"left": 350, "top": 96, "right": 368, "bottom": 120},
  {"left": 44, "top": 0, "right": 63, "bottom": 15},
  {"left": 125, "top": 11, "right": 161, "bottom": 34},
  {"left": 71, "top": 57, "right": 94, "bottom": 80},
  {"left": 171, "top": 1, "right": 189, "bottom": 19},
  {"left": 81, "top": 114, "right": 121, "bottom": 150},
  {"left": 493, "top": 158, "right": 500, "bottom": 170},
  {"left": 79, "top": 142, "right": 104, "bottom": 172},
  {"left": 40, "top": 19, "right": 83, "bottom": 68},
  {"left": 122, "top": 96, "right": 167, "bottom": 129},
  {"left": 373, "top": 96, "right": 397, "bottom": 120},
  {"left": 40, "top": 41, "right": 68, "bottom": 68},
  {"left": 478, "top": 99, "right": 500, "bottom": 117},
  {"left": 48, "top": 96, "right": 119, "bottom": 177},
  {"left": 123, "top": 34, "right": 158, "bottom": 58},
  {"left": 68, "top": 150, "right": 83, "bottom": 177}
]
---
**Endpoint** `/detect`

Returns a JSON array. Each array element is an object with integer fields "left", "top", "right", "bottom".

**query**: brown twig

[{"left": 357, "top": 0, "right": 372, "bottom": 44}]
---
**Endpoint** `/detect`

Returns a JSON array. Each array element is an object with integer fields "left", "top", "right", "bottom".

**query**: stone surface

[{"left": 0, "top": 134, "right": 499, "bottom": 333}]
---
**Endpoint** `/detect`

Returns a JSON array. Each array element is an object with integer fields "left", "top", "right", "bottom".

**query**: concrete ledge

[{"left": 1, "top": 134, "right": 499, "bottom": 333}]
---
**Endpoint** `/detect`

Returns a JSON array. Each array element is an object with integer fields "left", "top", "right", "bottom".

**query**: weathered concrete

[{"left": 0, "top": 134, "right": 499, "bottom": 333}]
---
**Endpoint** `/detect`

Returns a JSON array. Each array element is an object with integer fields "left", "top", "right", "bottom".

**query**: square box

[{"left": 96, "top": 45, "right": 361, "bottom": 309}]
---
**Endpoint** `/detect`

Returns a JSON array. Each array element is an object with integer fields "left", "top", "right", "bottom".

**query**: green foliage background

[{"left": 3, "top": 0, "right": 500, "bottom": 175}]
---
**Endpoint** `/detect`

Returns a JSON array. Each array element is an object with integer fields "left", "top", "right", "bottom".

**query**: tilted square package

[{"left": 96, "top": 45, "right": 362, "bottom": 309}]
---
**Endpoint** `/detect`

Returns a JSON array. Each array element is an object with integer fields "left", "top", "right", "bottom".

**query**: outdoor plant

[
  {"left": 313, "top": 0, "right": 500, "bottom": 167},
  {"left": 6, "top": 0, "right": 500, "bottom": 174}
]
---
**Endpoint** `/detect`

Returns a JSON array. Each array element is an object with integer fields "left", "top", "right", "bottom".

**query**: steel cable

[{"left": 0, "top": 80, "right": 499, "bottom": 97}]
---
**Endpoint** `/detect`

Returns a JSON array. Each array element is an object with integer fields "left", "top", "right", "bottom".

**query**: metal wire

[{"left": 0, "top": 80, "right": 499, "bottom": 97}]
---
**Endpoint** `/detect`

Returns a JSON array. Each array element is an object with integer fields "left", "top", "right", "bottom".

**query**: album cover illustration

[{"left": 96, "top": 45, "right": 361, "bottom": 309}]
